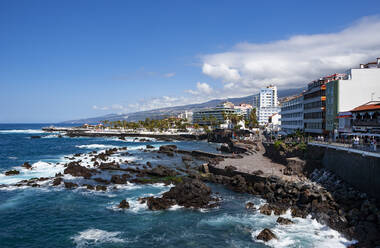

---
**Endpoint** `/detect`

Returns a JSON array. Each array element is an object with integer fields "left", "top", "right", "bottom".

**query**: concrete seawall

[{"left": 321, "top": 147, "right": 380, "bottom": 200}]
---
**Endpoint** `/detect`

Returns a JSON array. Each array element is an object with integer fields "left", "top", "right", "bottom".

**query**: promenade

[{"left": 309, "top": 141, "right": 380, "bottom": 158}]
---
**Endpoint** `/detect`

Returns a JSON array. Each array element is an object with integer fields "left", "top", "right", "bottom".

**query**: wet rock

[
  {"left": 259, "top": 203, "right": 287, "bottom": 216},
  {"left": 95, "top": 185, "right": 107, "bottom": 191},
  {"left": 256, "top": 228, "right": 277, "bottom": 242},
  {"left": 52, "top": 177, "right": 63, "bottom": 186},
  {"left": 30, "top": 136, "right": 41, "bottom": 139},
  {"left": 245, "top": 202, "right": 256, "bottom": 210},
  {"left": 21, "top": 162, "right": 32, "bottom": 170},
  {"left": 146, "top": 161, "right": 152, "bottom": 167},
  {"left": 64, "top": 182, "right": 78, "bottom": 189},
  {"left": 146, "top": 145, "right": 154, "bottom": 149},
  {"left": 276, "top": 217, "right": 294, "bottom": 225},
  {"left": 118, "top": 199, "right": 130, "bottom": 209},
  {"left": 182, "top": 155, "right": 193, "bottom": 162},
  {"left": 93, "top": 177, "right": 110, "bottom": 184},
  {"left": 146, "top": 197, "right": 174, "bottom": 210},
  {"left": 110, "top": 175, "right": 127, "bottom": 184},
  {"left": 146, "top": 165, "right": 178, "bottom": 177},
  {"left": 229, "top": 175, "right": 247, "bottom": 192},
  {"left": 64, "top": 162, "right": 98, "bottom": 179},
  {"left": 163, "top": 178, "right": 212, "bottom": 208},
  {"left": 158, "top": 145, "right": 177, "bottom": 156},
  {"left": 5, "top": 170, "right": 20, "bottom": 176}
]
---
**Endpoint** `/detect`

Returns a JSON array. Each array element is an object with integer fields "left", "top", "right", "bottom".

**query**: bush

[{"left": 274, "top": 140, "right": 284, "bottom": 150}]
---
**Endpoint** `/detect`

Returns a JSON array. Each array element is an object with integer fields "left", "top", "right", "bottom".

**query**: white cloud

[
  {"left": 186, "top": 82, "right": 213, "bottom": 95},
  {"left": 92, "top": 105, "right": 109, "bottom": 111},
  {"left": 201, "top": 16, "right": 380, "bottom": 94},
  {"left": 163, "top": 72, "right": 175, "bottom": 78}
]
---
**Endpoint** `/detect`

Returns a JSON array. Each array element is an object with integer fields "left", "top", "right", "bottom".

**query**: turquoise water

[{"left": 0, "top": 124, "right": 354, "bottom": 247}]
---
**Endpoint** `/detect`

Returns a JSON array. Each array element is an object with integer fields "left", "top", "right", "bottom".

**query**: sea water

[{"left": 0, "top": 124, "right": 355, "bottom": 248}]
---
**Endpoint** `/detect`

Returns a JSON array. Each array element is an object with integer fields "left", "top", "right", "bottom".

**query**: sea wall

[
  {"left": 263, "top": 142, "right": 380, "bottom": 200},
  {"left": 321, "top": 147, "right": 380, "bottom": 200}
]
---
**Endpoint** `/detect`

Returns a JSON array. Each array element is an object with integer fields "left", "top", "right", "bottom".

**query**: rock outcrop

[{"left": 256, "top": 228, "right": 277, "bottom": 242}]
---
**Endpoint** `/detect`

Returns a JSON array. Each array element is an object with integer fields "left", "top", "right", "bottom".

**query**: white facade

[
  {"left": 268, "top": 113, "right": 281, "bottom": 132},
  {"left": 280, "top": 95, "right": 304, "bottom": 134},
  {"left": 338, "top": 68, "right": 380, "bottom": 112},
  {"left": 192, "top": 102, "right": 240, "bottom": 125},
  {"left": 252, "top": 85, "right": 280, "bottom": 126},
  {"left": 234, "top": 104, "right": 253, "bottom": 120},
  {"left": 178, "top": 111, "right": 193, "bottom": 123}
]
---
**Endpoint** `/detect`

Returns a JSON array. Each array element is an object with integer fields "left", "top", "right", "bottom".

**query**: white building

[
  {"left": 234, "top": 103, "right": 253, "bottom": 120},
  {"left": 268, "top": 113, "right": 281, "bottom": 132},
  {"left": 325, "top": 58, "right": 380, "bottom": 134},
  {"left": 193, "top": 101, "right": 240, "bottom": 125},
  {"left": 178, "top": 111, "right": 193, "bottom": 123},
  {"left": 280, "top": 94, "right": 304, "bottom": 134},
  {"left": 252, "top": 85, "right": 280, "bottom": 126}
]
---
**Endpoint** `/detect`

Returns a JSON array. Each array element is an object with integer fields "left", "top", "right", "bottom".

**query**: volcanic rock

[
  {"left": 256, "top": 228, "right": 277, "bottom": 242},
  {"left": 5, "top": 170, "right": 20, "bottom": 176},
  {"left": 146, "top": 165, "right": 178, "bottom": 177},
  {"left": 245, "top": 202, "right": 256, "bottom": 210},
  {"left": 276, "top": 217, "right": 294, "bottom": 225},
  {"left": 22, "top": 162, "right": 32, "bottom": 170},
  {"left": 64, "top": 162, "right": 98, "bottom": 179},
  {"left": 64, "top": 182, "right": 78, "bottom": 189},
  {"left": 52, "top": 177, "right": 63, "bottom": 186},
  {"left": 118, "top": 199, "right": 130, "bottom": 209}
]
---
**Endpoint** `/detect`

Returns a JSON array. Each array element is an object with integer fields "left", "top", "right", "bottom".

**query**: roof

[{"left": 350, "top": 101, "right": 380, "bottom": 112}]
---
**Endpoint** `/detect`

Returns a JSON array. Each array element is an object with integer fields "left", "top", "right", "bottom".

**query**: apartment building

[
  {"left": 252, "top": 85, "right": 280, "bottom": 126},
  {"left": 280, "top": 94, "right": 304, "bottom": 134}
]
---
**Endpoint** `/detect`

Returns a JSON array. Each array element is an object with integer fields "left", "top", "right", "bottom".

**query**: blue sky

[{"left": 1, "top": 0, "right": 380, "bottom": 123}]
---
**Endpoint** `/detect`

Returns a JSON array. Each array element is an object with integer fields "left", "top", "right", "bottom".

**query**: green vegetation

[
  {"left": 274, "top": 140, "right": 284, "bottom": 150},
  {"left": 100, "top": 117, "right": 191, "bottom": 132}
]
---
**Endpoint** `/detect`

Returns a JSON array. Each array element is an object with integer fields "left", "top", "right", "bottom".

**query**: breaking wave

[{"left": 72, "top": 228, "right": 125, "bottom": 248}]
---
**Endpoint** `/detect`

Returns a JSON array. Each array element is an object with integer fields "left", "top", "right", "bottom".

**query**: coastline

[{"left": 1, "top": 128, "right": 378, "bottom": 247}]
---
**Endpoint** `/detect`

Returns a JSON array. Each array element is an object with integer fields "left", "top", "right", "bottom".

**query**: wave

[
  {"left": 0, "top": 161, "right": 64, "bottom": 185},
  {"left": 0, "top": 129, "right": 44, "bottom": 134},
  {"left": 76, "top": 144, "right": 119, "bottom": 149},
  {"left": 72, "top": 228, "right": 125, "bottom": 248}
]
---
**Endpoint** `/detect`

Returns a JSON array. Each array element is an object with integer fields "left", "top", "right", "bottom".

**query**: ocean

[{"left": 0, "top": 124, "right": 354, "bottom": 248}]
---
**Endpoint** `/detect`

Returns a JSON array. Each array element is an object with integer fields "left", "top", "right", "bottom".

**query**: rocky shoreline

[{"left": 2, "top": 139, "right": 379, "bottom": 247}]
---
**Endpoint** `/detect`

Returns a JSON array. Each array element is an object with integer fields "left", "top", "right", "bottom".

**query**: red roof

[{"left": 350, "top": 101, "right": 380, "bottom": 112}]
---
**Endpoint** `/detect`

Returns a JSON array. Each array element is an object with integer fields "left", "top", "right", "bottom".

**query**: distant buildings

[
  {"left": 280, "top": 94, "right": 303, "bottom": 134},
  {"left": 253, "top": 85, "right": 280, "bottom": 126},
  {"left": 193, "top": 101, "right": 240, "bottom": 125},
  {"left": 234, "top": 103, "right": 253, "bottom": 119},
  {"left": 177, "top": 110, "right": 193, "bottom": 123}
]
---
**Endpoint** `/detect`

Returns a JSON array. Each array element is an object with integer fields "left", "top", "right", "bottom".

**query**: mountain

[{"left": 62, "top": 87, "right": 304, "bottom": 124}]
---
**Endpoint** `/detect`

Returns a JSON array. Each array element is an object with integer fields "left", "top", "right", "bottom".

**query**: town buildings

[
  {"left": 192, "top": 101, "right": 240, "bottom": 125},
  {"left": 326, "top": 58, "right": 380, "bottom": 135},
  {"left": 252, "top": 85, "right": 280, "bottom": 126},
  {"left": 280, "top": 94, "right": 304, "bottom": 134},
  {"left": 234, "top": 103, "right": 253, "bottom": 120},
  {"left": 350, "top": 101, "right": 380, "bottom": 134}
]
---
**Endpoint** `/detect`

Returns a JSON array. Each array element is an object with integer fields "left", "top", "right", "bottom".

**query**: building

[
  {"left": 325, "top": 58, "right": 380, "bottom": 135},
  {"left": 337, "top": 111, "right": 353, "bottom": 135},
  {"left": 252, "top": 85, "right": 280, "bottom": 126},
  {"left": 234, "top": 103, "right": 253, "bottom": 120},
  {"left": 350, "top": 101, "right": 380, "bottom": 134},
  {"left": 280, "top": 94, "right": 304, "bottom": 134},
  {"left": 303, "top": 78, "right": 328, "bottom": 134},
  {"left": 192, "top": 101, "right": 240, "bottom": 125},
  {"left": 268, "top": 113, "right": 281, "bottom": 132},
  {"left": 177, "top": 111, "right": 193, "bottom": 123}
]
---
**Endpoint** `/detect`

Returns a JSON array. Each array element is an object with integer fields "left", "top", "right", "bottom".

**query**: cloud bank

[{"left": 201, "top": 16, "right": 380, "bottom": 94}]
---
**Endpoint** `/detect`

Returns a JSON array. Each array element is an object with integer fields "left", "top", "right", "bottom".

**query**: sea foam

[
  {"left": 72, "top": 228, "right": 125, "bottom": 248},
  {"left": 0, "top": 129, "right": 44, "bottom": 134},
  {"left": 76, "top": 144, "right": 119, "bottom": 149}
]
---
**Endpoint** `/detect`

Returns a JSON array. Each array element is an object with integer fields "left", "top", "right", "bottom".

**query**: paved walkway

[
  {"left": 309, "top": 142, "right": 380, "bottom": 158},
  {"left": 214, "top": 142, "right": 300, "bottom": 182}
]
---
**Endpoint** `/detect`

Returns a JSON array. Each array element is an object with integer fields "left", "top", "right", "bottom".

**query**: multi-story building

[
  {"left": 252, "top": 85, "right": 280, "bottom": 126},
  {"left": 234, "top": 103, "right": 253, "bottom": 120},
  {"left": 303, "top": 78, "right": 327, "bottom": 134},
  {"left": 280, "top": 94, "right": 304, "bottom": 134},
  {"left": 325, "top": 58, "right": 380, "bottom": 135},
  {"left": 177, "top": 111, "right": 193, "bottom": 123},
  {"left": 192, "top": 101, "right": 240, "bottom": 125}
]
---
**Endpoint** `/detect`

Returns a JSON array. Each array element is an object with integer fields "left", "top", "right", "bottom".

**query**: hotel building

[{"left": 252, "top": 85, "right": 280, "bottom": 126}]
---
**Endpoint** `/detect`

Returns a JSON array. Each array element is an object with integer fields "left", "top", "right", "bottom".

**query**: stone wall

[{"left": 322, "top": 148, "right": 380, "bottom": 200}]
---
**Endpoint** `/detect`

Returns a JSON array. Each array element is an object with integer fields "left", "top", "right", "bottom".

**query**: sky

[{"left": 1, "top": 0, "right": 380, "bottom": 123}]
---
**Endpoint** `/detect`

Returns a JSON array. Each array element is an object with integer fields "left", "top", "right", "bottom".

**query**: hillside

[{"left": 62, "top": 87, "right": 303, "bottom": 124}]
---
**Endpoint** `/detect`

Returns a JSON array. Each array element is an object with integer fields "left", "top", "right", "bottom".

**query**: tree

[{"left": 249, "top": 108, "right": 259, "bottom": 128}]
